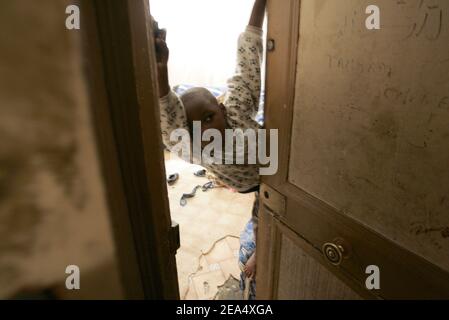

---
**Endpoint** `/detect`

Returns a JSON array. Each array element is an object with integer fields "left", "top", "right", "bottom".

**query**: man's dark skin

[{"left": 154, "top": 0, "right": 267, "bottom": 279}]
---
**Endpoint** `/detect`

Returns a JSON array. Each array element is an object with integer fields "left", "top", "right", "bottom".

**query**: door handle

[
  {"left": 267, "top": 39, "right": 275, "bottom": 52},
  {"left": 322, "top": 238, "right": 351, "bottom": 266}
]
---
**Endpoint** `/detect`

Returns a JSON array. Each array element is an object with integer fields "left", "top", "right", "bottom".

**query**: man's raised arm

[
  {"left": 224, "top": 0, "right": 267, "bottom": 121},
  {"left": 249, "top": 0, "right": 267, "bottom": 29},
  {"left": 152, "top": 18, "right": 189, "bottom": 153},
  {"left": 154, "top": 28, "right": 170, "bottom": 98}
]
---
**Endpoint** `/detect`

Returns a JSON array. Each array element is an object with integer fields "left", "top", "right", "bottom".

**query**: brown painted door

[
  {"left": 257, "top": 0, "right": 449, "bottom": 300},
  {"left": 83, "top": 0, "right": 180, "bottom": 299}
]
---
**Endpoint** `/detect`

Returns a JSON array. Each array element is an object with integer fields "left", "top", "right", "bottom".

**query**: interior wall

[{"left": 0, "top": 0, "right": 122, "bottom": 298}]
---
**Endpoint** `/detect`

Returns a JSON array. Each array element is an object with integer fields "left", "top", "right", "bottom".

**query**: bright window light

[{"left": 149, "top": 0, "right": 266, "bottom": 87}]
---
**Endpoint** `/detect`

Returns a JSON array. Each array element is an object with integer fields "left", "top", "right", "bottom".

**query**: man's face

[{"left": 182, "top": 89, "right": 227, "bottom": 148}]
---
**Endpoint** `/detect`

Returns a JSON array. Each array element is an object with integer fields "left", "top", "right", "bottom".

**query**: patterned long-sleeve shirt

[{"left": 159, "top": 25, "right": 263, "bottom": 192}]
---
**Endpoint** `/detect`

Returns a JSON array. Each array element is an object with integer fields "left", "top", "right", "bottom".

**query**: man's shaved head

[
  {"left": 181, "top": 87, "right": 217, "bottom": 109},
  {"left": 180, "top": 87, "right": 227, "bottom": 145}
]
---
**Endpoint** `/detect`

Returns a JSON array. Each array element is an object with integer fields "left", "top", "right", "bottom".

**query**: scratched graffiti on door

[{"left": 401, "top": 0, "right": 445, "bottom": 40}]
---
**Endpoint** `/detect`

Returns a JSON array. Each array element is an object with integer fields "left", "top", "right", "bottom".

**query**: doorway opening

[{"left": 150, "top": 0, "right": 266, "bottom": 300}]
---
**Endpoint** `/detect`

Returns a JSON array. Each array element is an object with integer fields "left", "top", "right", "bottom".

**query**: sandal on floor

[
  {"left": 180, "top": 185, "right": 202, "bottom": 206},
  {"left": 201, "top": 181, "right": 215, "bottom": 192},
  {"left": 167, "top": 173, "right": 179, "bottom": 185},
  {"left": 193, "top": 169, "right": 207, "bottom": 177}
]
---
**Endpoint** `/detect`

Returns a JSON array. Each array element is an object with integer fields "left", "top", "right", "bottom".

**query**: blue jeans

[{"left": 238, "top": 192, "right": 259, "bottom": 300}]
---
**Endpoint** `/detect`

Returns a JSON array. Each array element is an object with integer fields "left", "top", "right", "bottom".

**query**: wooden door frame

[
  {"left": 81, "top": 0, "right": 179, "bottom": 299},
  {"left": 259, "top": 0, "right": 449, "bottom": 300},
  {"left": 263, "top": 0, "right": 301, "bottom": 190}
]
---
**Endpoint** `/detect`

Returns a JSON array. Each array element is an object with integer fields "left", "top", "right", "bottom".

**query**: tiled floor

[
  {"left": 164, "top": 152, "right": 253, "bottom": 300},
  {"left": 182, "top": 236, "right": 242, "bottom": 300}
]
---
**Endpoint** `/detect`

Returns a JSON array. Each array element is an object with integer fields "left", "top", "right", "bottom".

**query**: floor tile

[
  {"left": 208, "top": 263, "right": 221, "bottom": 272},
  {"left": 226, "top": 237, "right": 241, "bottom": 251},
  {"left": 219, "top": 258, "right": 241, "bottom": 280},
  {"left": 191, "top": 270, "right": 226, "bottom": 300},
  {"left": 204, "top": 240, "right": 234, "bottom": 265},
  {"left": 184, "top": 285, "right": 198, "bottom": 300}
]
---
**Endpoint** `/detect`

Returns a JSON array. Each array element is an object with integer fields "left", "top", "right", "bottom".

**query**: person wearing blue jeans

[{"left": 238, "top": 190, "right": 259, "bottom": 300}]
